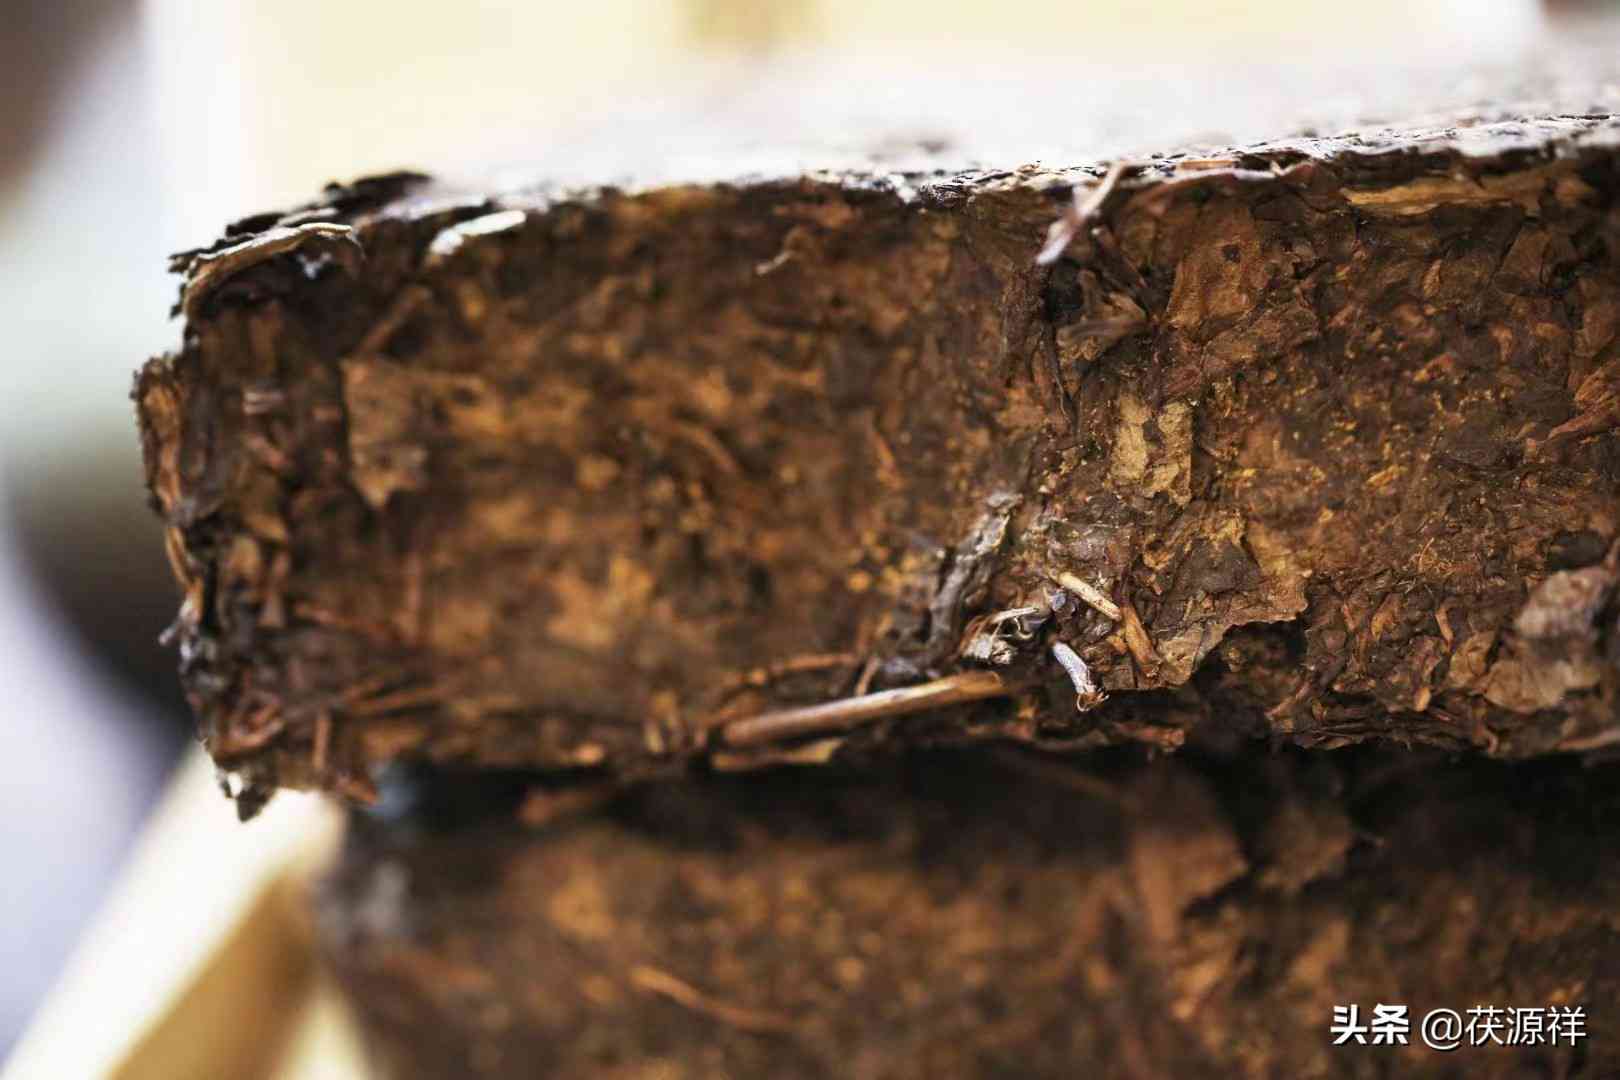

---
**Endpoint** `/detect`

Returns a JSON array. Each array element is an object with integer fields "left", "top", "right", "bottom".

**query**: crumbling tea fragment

[{"left": 139, "top": 110, "right": 1620, "bottom": 805}]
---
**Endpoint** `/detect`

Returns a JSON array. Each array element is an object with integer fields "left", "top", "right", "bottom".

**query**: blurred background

[{"left": 0, "top": 0, "right": 1608, "bottom": 1063}]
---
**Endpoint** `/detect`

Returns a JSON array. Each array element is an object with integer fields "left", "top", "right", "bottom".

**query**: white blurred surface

[
  {"left": 0, "top": 748, "right": 343, "bottom": 1080},
  {"left": 0, "top": 488, "right": 171, "bottom": 1049}
]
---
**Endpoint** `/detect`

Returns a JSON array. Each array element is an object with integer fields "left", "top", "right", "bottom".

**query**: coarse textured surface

[
  {"left": 316, "top": 747, "right": 1620, "bottom": 1079},
  {"left": 136, "top": 99, "right": 1620, "bottom": 807}
]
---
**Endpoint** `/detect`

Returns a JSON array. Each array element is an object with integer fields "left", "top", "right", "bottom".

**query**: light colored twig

[
  {"left": 1118, "top": 598, "right": 1162, "bottom": 677},
  {"left": 629, "top": 966, "right": 795, "bottom": 1034},
  {"left": 717, "top": 670, "right": 1012, "bottom": 749},
  {"left": 1053, "top": 571, "right": 1122, "bottom": 622},
  {"left": 1557, "top": 727, "right": 1620, "bottom": 753},
  {"left": 1036, "top": 161, "right": 1130, "bottom": 266}
]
